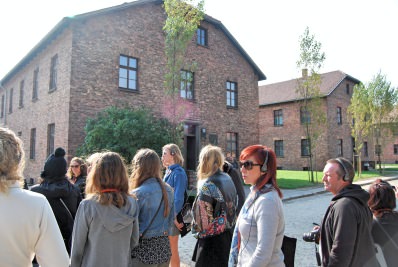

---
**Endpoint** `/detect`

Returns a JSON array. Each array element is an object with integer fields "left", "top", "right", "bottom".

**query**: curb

[{"left": 282, "top": 176, "right": 398, "bottom": 202}]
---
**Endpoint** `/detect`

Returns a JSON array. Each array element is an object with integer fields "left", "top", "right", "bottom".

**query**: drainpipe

[{"left": 0, "top": 82, "right": 7, "bottom": 126}]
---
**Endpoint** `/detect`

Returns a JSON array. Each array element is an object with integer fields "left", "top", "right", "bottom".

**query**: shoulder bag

[{"left": 132, "top": 194, "right": 171, "bottom": 264}]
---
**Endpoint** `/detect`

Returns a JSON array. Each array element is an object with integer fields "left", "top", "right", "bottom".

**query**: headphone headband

[{"left": 335, "top": 158, "right": 349, "bottom": 181}]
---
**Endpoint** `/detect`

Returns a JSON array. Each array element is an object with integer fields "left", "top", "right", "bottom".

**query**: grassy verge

[{"left": 275, "top": 164, "right": 398, "bottom": 189}]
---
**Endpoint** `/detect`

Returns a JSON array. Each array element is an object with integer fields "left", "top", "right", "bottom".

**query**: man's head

[{"left": 322, "top": 157, "right": 354, "bottom": 195}]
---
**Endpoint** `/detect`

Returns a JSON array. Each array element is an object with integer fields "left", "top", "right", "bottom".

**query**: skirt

[{"left": 192, "top": 230, "right": 232, "bottom": 267}]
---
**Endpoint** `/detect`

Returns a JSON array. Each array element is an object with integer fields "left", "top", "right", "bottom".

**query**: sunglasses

[
  {"left": 239, "top": 161, "right": 261, "bottom": 170},
  {"left": 70, "top": 165, "right": 80, "bottom": 168}
]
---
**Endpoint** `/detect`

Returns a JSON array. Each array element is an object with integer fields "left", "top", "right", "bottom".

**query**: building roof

[
  {"left": 259, "top": 70, "right": 361, "bottom": 106},
  {"left": 1, "top": 0, "right": 266, "bottom": 84}
]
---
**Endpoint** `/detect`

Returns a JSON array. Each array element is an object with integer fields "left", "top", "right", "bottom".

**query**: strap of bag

[
  {"left": 141, "top": 194, "right": 163, "bottom": 238},
  {"left": 60, "top": 198, "right": 74, "bottom": 220},
  {"left": 375, "top": 217, "right": 398, "bottom": 249}
]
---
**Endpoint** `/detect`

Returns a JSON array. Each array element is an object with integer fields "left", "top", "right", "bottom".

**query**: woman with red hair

[{"left": 229, "top": 145, "right": 285, "bottom": 267}]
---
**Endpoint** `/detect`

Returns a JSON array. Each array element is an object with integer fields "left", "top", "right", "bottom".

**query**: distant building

[
  {"left": 0, "top": 0, "right": 265, "bottom": 181},
  {"left": 258, "top": 70, "right": 375, "bottom": 171}
]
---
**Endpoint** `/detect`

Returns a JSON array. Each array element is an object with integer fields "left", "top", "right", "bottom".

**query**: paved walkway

[
  {"left": 282, "top": 175, "right": 398, "bottom": 202},
  {"left": 180, "top": 175, "right": 398, "bottom": 267}
]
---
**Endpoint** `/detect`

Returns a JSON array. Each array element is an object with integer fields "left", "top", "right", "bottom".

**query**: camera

[{"left": 303, "top": 228, "right": 320, "bottom": 243}]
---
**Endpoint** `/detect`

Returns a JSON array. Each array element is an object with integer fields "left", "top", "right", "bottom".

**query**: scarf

[{"left": 228, "top": 183, "right": 273, "bottom": 267}]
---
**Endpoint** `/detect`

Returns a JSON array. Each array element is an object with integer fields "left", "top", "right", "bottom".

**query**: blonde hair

[
  {"left": 130, "top": 148, "right": 170, "bottom": 217},
  {"left": 85, "top": 152, "right": 130, "bottom": 208},
  {"left": 0, "top": 127, "right": 25, "bottom": 192},
  {"left": 197, "top": 145, "right": 224, "bottom": 180},
  {"left": 162, "top": 143, "right": 184, "bottom": 166}
]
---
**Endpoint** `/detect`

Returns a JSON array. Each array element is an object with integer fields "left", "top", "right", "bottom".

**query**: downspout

[{"left": 0, "top": 82, "right": 7, "bottom": 126}]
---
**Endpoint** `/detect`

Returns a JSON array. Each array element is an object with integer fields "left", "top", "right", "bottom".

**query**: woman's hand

[{"left": 174, "top": 218, "right": 184, "bottom": 230}]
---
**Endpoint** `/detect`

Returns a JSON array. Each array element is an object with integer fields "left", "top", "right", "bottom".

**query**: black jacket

[
  {"left": 320, "top": 184, "right": 379, "bottom": 267},
  {"left": 223, "top": 161, "right": 245, "bottom": 214},
  {"left": 31, "top": 177, "right": 81, "bottom": 254}
]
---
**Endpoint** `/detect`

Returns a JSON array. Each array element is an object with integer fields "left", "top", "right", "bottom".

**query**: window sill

[{"left": 119, "top": 88, "right": 140, "bottom": 93}]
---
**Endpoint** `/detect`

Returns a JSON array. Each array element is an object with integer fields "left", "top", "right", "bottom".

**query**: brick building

[
  {"left": 0, "top": 0, "right": 265, "bottom": 180},
  {"left": 258, "top": 70, "right": 375, "bottom": 171}
]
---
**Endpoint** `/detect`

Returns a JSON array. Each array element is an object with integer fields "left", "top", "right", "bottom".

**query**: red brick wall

[{"left": 2, "top": 2, "right": 260, "bottom": 178}]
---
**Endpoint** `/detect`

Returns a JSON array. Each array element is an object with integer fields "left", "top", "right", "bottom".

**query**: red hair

[{"left": 240, "top": 145, "right": 282, "bottom": 198}]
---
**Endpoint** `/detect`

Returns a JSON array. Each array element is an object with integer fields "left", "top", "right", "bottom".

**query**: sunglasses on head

[{"left": 239, "top": 160, "right": 261, "bottom": 170}]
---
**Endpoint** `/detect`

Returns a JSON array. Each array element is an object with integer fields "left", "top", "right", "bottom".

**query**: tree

[
  {"left": 77, "top": 106, "right": 176, "bottom": 162},
  {"left": 367, "top": 72, "right": 398, "bottom": 172},
  {"left": 163, "top": 0, "right": 204, "bottom": 143},
  {"left": 347, "top": 83, "right": 372, "bottom": 177},
  {"left": 296, "top": 27, "right": 326, "bottom": 183}
]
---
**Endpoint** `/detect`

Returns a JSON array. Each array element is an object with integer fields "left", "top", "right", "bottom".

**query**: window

[
  {"left": 30, "top": 128, "right": 36, "bottom": 159},
  {"left": 274, "top": 109, "right": 283, "bottom": 126},
  {"left": 226, "top": 81, "right": 237, "bottom": 108},
  {"left": 301, "top": 139, "right": 310, "bottom": 157},
  {"left": 1, "top": 95, "right": 4, "bottom": 118},
  {"left": 47, "top": 123, "right": 55, "bottom": 156},
  {"left": 197, "top": 27, "right": 207, "bottom": 46},
  {"left": 49, "top": 54, "right": 58, "bottom": 90},
  {"left": 363, "top": 141, "right": 368, "bottom": 157},
  {"left": 337, "top": 139, "right": 343, "bottom": 156},
  {"left": 9, "top": 88, "right": 13, "bottom": 113},
  {"left": 337, "top": 107, "right": 342, "bottom": 125},
  {"left": 19, "top": 80, "right": 24, "bottom": 108},
  {"left": 180, "top": 70, "right": 194, "bottom": 100},
  {"left": 394, "top": 144, "right": 398, "bottom": 155},
  {"left": 274, "top": 140, "right": 284, "bottom": 157},
  {"left": 300, "top": 106, "right": 311, "bottom": 124},
  {"left": 119, "top": 55, "right": 138, "bottom": 90},
  {"left": 32, "top": 67, "right": 39, "bottom": 100},
  {"left": 226, "top": 132, "right": 238, "bottom": 159},
  {"left": 346, "top": 83, "right": 350, "bottom": 95}
]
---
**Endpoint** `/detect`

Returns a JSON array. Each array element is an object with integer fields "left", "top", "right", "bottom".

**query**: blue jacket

[
  {"left": 132, "top": 178, "right": 174, "bottom": 239},
  {"left": 163, "top": 164, "right": 188, "bottom": 216}
]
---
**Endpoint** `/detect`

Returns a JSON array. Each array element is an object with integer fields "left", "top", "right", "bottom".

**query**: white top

[
  {"left": 237, "top": 189, "right": 285, "bottom": 267},
  {"left": 0, "top": 182, "right": 69, "bottom": 267}
]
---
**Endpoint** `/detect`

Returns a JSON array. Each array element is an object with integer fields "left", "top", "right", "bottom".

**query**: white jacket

[{"left": 0, "top": 182, "right": 69, "bottom": 267}]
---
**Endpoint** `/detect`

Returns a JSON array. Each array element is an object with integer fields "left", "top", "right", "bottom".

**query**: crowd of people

[{"left": 0, "top": 126, "right": 397, "bottom": 267}]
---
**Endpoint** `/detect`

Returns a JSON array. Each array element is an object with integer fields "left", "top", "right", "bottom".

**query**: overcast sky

[{"left": 1, "top": 0, "right": 397, "bottom": 86}]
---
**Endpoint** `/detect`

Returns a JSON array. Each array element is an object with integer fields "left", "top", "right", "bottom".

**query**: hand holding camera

[{"left": 303, "top": 223, "right": 320, "bottom": 244}]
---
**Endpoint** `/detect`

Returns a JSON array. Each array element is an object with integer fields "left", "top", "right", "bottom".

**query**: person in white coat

[{"left": 0, "top": 127, "right": 69, "bottom": 267}]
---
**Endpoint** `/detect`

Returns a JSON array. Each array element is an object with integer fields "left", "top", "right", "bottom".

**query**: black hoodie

[{"left": 320, "top": 184, "right": 379, "bottom": 267}]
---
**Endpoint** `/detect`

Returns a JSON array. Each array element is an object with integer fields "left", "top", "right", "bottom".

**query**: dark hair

[
  {"left": 68, "top": 157, "right": 88, "bottom": 178},
  {"left": 240, "top": 144, "right": 282, "bottom": 198},
  {"left": 368, "top": 179, "right": 396, "bottom": 217}
]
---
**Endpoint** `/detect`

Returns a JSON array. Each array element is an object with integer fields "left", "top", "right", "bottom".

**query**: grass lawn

[{"left": 275, "top": 164, "right": 398, "bottom": 189}]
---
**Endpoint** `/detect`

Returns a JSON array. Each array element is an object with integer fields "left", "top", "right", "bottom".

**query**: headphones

[
  {"left": 260, "top": 149, "right": 269, "bottom": 173},
  {"left": 335, "top": 157, "right": 349, "bottom": 181}
]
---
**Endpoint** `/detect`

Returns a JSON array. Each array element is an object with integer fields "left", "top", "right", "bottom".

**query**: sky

[{"left": 1, "top": 0, "right": 397, "bottom": 86}]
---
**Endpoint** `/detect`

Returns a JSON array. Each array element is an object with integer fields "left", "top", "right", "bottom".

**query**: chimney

[{"left": 302, "top": 68, "right": 308, "bottom": 78}]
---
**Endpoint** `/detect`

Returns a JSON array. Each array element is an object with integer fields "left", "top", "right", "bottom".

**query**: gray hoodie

[{"left": 70, "top": 196, "right": 139, "bottom": 267}]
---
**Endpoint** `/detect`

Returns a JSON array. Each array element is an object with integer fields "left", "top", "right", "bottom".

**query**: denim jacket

[
  {"left": 163, "top": 164, "right": 188, "bottom": 215},
  {"left": 132, "top": 178, "right": 174, "bottom": 239}
]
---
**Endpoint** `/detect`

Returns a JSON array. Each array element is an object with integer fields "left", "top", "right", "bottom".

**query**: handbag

[
  {"left": 176, "top": 190, "right": 193, "bottom": 237},
  {"left": 281, "top": 235, "right": 297, "bottom": 267},
  {"left": 132, "top": 194, "right": 171, "bottom": 264}
]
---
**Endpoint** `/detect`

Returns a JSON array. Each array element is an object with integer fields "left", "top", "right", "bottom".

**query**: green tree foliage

[
  {"left": 367, "top": 72, "right": 398, "bottom": 171},
  {"left": 348, "top": 72, "right": 397, "bottom": 174},
  {"left": 77, "top": 106, "right": 175, "bottom": 162},
  {"left": 347, "top": 83, "right": 373, "bottom": 177},
  {"left": 163, "top": 0, "right": 204, "bottom": 142},
  {"left": 296, "top": 27, "right": 326, "bottom": 183}
]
